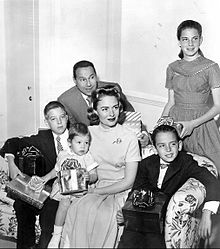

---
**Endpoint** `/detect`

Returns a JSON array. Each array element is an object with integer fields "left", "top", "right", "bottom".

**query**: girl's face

[
  {"left": 96, "top": 95, "right": 120, "bottom": 129},
  {"left": 178, "top": 28, "right": 203, "bottom": 61}
]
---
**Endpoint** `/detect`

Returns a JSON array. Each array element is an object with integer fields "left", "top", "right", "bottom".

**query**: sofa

[{"left": 0, "top": 146, "right": 218, "bottom": 248}]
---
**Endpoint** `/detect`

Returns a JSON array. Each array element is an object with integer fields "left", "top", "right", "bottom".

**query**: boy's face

[
  {"left": 154, "top": 131, "right": 182, "bottom": 163},
  {"left": 68, "top": 135, "right": 90, "bottom": 156},
  {"left": 45, "top": 107, "right": 68, "bottom": 135}
]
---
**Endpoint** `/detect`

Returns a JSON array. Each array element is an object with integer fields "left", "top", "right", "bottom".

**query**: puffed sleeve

[
  {"left": 165, "top": 66, "right": 174, "bottom": 89},
  {"left": 207, "top": 63, "right": 220, "bottom": 88},
  {"left": 125, "top": 132, "right": 141, "bottom": 163},
  {"left": 84, "top": 151, "right": 98, "bottom": 172}
]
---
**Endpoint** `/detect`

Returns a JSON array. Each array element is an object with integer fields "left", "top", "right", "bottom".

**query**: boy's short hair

[
  {"left": 44, "top": 101, "right": 67, "bottom": 118},
  {"left": 151, "top": 124, "right": 180, "bottom": 146},
  {"left": 68, "top": 123, "right": 91, "bottom": 142}
]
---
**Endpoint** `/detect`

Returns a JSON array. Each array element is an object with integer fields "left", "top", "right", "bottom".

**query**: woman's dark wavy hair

[
  {"left": 177, "top": 20, "right": 204, "bottom": 59},
  {"left": 87, "top": 85, "right": 123, "bottom": 125},
  {"left": 151, "top": 124, "right": 180, "bottom": 147}
]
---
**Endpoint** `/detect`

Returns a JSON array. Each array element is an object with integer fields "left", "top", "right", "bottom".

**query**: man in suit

[
  {"left": 58, "top": 60, "right": 134, "bottom": 126},
  {"left": 58, "top": 60, "right": 149, "bottom": 147},
  {"left": 0, "top": 101, "right": 69, "bottom": 248},
  {"left": 118, "top": 124, "right": 220, "bottom": 248}
]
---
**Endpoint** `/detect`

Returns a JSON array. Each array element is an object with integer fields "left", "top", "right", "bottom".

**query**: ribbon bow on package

[
  {"left": 132, "top": 189, "right": 155, "bottom": 209},
  {"left": 155, "top": 116, "right": 183, "bottom": 136},
  {"left": 28, "top": 175, "right": 45, "bottom": 193}
]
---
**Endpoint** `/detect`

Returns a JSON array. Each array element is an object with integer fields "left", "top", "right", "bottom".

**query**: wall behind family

[
  {"left": 38, "top": 0, "right": 220, "bottom": 132},
  {"left": 1, "top": 0, "right": 220, "bottom": 143}
]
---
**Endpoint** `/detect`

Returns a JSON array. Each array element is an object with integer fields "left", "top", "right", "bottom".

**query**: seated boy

[
  {"left": 118, "top": 124, "right": 220, "bottom": 248},
  {"left": 0, "top": 101, "right": 69, "bottom": 248}
]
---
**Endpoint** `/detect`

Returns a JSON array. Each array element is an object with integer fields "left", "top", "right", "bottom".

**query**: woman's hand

[
  {"left": 178, "top": 120, "right": 196, "bottom": 138},
  {"left": 198, "top": 209, "right": 212, "bottom": 239}
]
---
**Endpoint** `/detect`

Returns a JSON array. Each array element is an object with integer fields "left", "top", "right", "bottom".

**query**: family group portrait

[{"left": 0, "top": 0, "right": 220, "bottom": 248}]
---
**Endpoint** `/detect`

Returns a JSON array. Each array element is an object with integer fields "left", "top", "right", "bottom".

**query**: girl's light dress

[{"left": 166, "top": 56, "right": 220, "bottom": 172}]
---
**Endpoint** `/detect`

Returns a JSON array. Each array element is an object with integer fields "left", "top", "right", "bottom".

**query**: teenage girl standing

[{"left": 162, "top": 20, "right": 220, "bottom": 173}]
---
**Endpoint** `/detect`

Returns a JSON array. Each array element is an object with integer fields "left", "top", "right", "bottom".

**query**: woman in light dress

[{"left": 60, "top": 85, "right": 141, "bottom": 248}]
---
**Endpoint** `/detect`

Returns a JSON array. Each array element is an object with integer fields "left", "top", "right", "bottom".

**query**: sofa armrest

[
  {"left": 165, "top": 177, "right": 205, "bottom": 248},
  {"left": 170, "top": 178, "right": 206, "bottom": 214}
]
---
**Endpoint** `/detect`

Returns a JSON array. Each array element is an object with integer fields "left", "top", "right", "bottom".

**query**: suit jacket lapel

[
  {"left": 148, "top": 156, "right": 161, "bottom": 187},
  {"left": 41, "top": 130, "right": 57, "bottom": 165}
]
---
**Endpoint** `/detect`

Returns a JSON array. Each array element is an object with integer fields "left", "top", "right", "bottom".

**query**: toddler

[{"left": 43, "top": 123, "right": 98, "bottom": 248}]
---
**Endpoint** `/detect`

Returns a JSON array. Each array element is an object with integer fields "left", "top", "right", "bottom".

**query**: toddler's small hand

[
  {"left": 116, "top": 209, "right": 125, "bottom": 225},
  {"left": 84, "top": 171, "right": 90, "bottom": 182}
]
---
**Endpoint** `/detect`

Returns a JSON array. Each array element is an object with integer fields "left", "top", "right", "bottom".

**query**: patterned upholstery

[
  {"left": 142, "top": 146, "right": 218, "bottom": 248},
  {"left": 165, "top": 153, "right": 218, "bottom": 248},
  {"left": 0, "top": 156, "right": 41, "bottom": 243}
]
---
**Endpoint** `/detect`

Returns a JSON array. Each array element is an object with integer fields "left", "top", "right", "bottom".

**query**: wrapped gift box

[
  {"left": 58, "top": 168, "right": 88, "bottom": 195},
  {"left": 122, "top": 191, "right": 167, "bottom": 234},
  {"left": 122, "top": 111, "right": 142, "bottom": 136},
  {"left": 5, "top": 174, "right": 51, "bottom": 209}
]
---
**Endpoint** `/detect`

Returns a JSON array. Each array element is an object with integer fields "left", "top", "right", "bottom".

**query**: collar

[
  {"left": 159, "top": 159, "right": 169, "bottom": 165},
  {"left": 80, "top": 92, "right": 90, "bottom": 103},
  {"left": 53, "top": 129, "right": 68, "bottom": 139}
]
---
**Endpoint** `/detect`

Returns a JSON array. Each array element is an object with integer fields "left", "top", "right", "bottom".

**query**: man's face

[
  {"left": 155, "top": 131, "right": 182, "bottom": 163},
  {"left": 74, "top": 66, "right": 97, "bottom": 96},
  {"left": 45, "top": 107, "right": 68, "bottom": 135}
]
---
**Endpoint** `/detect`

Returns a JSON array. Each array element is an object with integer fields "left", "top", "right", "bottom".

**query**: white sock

[
  {"left": 48, "top": 226, "right": 63, "bottom": 248},
  {"left": 53, "top": 225, "right": 63, "bottom": 235}
]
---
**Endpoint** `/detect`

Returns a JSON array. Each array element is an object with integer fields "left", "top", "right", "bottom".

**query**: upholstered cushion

[
  {"left": 0, "top": 163, "right": 41, "bottom": 242},
  {"left": 164, "top": 153, "right": 218, "bottom": 248}
]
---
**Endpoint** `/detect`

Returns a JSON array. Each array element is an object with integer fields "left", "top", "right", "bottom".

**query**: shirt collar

[{"left": 80, "top": 92, "right": 90, "bottom": 103}]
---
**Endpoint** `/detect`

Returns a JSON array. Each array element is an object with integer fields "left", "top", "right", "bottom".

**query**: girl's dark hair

[
  {"left": 87, "top": 85, "right": 123, "bottom": 125},
  {"left": 151, "top": 124, "right": 180, "bottom": 146},
  {"left": 44, "top": 101, "right": 67, "bottom": 118},
  {"left": 177, "top": 20, "right": 204, "bottom": 59},
  {"left": 68, "top": 122, "right": 91, "bottom": 142},
  {"left": 73, "top": 60, "right": 96, "bottom": 79}
]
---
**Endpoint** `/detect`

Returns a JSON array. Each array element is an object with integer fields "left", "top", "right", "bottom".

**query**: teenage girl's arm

[
  {"left": 88, "top": 161, "right": 138, "bottom": 195},
  {"left": 161, "top": 89, "right": 175, "bottom": 117},
  {"left": 179, "top": 87, "right": 220, "bottom": 138}
]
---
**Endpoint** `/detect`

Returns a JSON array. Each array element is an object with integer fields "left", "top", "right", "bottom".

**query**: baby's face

[
  {"left": 155, "top": 131, "right": 182, "bottom": 163},
  {"left": 69, "top": 135, "right": 90, "bottom": 156}
]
